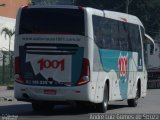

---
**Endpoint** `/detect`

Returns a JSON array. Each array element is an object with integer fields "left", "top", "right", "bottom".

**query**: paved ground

[
  {"left": 0, "top": 86, "right": 15, "bottom": 102},
  {"left": 0, "top": 88, "right": 160, "bottom": 120}
]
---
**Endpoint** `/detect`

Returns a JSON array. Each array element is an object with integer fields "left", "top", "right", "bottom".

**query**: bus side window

[
  {"left": 102, "top": 19, "right": 119, "bottom": 50},
  {"left": 119, "top": 22, "right": 128, "bottom": 51},
  {"left": 102, "top": 18, "right": 111, "bottom": 49},
  {"left": 129, "top": 24, "right": 142, "bottom": 54},
  {"left": 92, "top": 15, "right": 103, "bottom": 48},
  {"left": 111, "top": 20, "right": 120, "bottom": 50}
]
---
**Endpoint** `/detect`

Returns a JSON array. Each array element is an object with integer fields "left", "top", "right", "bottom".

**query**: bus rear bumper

[{"left": 14, "top": 82, "right": 96, "bottom": 103}]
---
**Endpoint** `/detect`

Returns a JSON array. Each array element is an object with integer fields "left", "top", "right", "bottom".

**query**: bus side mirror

[{"left": 144, "top": 34, "right": 155, "bottom": 54}]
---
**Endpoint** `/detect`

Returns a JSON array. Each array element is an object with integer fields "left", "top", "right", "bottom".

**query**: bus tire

[
  {"left": 127, "top": 85, "right": 139, "bottom": 107},
  {"left": 32, "top": 102, "right": 53, "bottom": 112},
  {"left": 96, "top": 85, "right": 108, "bottom": 113}
]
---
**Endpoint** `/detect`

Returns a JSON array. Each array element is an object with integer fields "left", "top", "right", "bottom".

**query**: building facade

[
  {"left": 0, "top": 0, "right": 28, "bottom": 18},
  {"left": 0, "top": 0, "right": 28, "bottom": 51}
]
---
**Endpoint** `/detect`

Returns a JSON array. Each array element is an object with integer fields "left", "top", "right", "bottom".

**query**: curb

[
  {"left": 0, "top": 97, "right": 13, "bottom": 102},
  {"left": 0, "top": 86, "right": 14, "bottom": 90},
  {"left": 7, "top": 85, "right": 14, "bottom": 90},
  {"left": 0, "top": 86, "right": 7, "bottom": 91}
]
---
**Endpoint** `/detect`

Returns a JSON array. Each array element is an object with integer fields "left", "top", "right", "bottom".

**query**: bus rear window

[{"left": 19, "top": 8, "right": 85, "bottom": 35}]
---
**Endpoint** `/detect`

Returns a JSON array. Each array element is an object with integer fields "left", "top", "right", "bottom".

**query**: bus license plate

[{"left": 44, "top": 89, "right": 57, "bottom": 95}]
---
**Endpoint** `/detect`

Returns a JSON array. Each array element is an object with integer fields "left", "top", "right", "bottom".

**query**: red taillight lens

[
  {"left": 76, "top": 58, "right": 90, "bottom": 86},
  {"left": 15, "top": 57, "right": 20, "bottom": 74},
  {"left": 23, "top": 5, "right": 28, "bottom": 9},
  {"left": 14, "top": 57, "right": 25, "bottom": 84},
  {"left": 15, "top": 74, "right": 25, "bottom": 84}
]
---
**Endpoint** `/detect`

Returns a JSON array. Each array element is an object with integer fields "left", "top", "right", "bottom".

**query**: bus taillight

[
  {"left": 23, "top": 6, "right": 28, "bottom": 10},
  {"left": 15, "top": 57, "right": 25, "bottom": 84},
  {"left": 76, "top": 58, "right": 90, "bottom": 86},
  {"left": 15, "top": 57, "right": 20, "bottom": 74}
]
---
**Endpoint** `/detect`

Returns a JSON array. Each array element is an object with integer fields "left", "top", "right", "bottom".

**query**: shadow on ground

[{"left": 0, "top": 102, "right": 129, "bottom": 116}]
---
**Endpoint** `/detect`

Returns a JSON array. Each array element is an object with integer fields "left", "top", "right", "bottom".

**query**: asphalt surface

[{"left": 0, "top": 89, "right": 160, "bottom": 120}]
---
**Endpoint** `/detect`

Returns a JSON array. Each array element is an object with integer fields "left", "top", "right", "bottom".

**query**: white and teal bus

[{"left": 14, "top": 5, "right": 148, "bottom": 112}]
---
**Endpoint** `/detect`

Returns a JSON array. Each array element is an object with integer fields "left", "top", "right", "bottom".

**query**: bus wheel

[
  {"left": 127, "top": 85, "right": 139, "bottom": 107},
  {"left": 32, "top": 102, "right": 54, "bottom": 112},
  {"left": 96, "top": 85, "right": 108, "bottom": 113}
]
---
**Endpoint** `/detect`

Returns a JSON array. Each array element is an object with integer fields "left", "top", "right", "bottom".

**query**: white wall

[{"left": 0, "top": 16, "right": 15, "bottom": 51}]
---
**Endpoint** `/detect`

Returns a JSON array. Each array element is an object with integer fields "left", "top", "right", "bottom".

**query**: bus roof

[
  {"left": 20, "top": 5, "right": 144, "bottom": 27},
  {"left": 85, "top": 7, "right": 144, "bottom": 27},
  {"left": 104, "top": 10, "right": 144, "bottom": 27}
]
